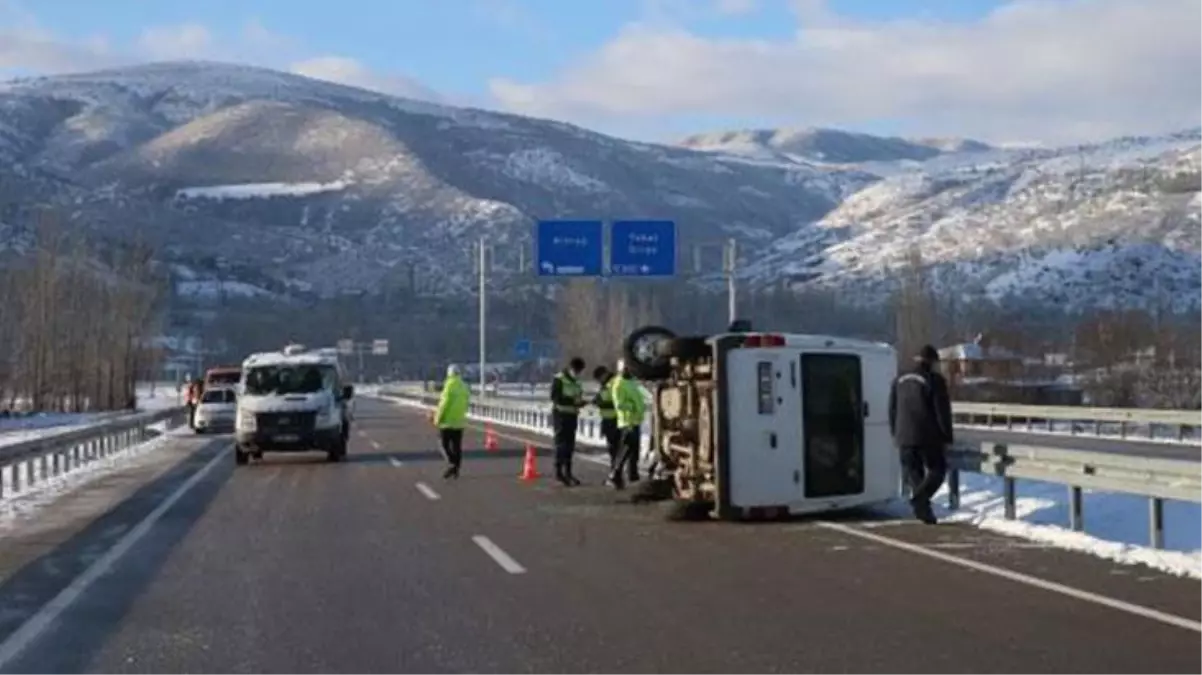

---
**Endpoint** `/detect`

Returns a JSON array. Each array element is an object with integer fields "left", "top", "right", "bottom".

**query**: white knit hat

[{"left": 446, "top": 364, "right": 460, "bottom": 377}]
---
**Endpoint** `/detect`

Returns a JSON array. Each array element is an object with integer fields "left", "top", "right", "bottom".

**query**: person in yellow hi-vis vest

[
  {"left": 607, "top": 358, "right": 645, "bottom": 490},
  {"left": 432, "top": 364, "right": 470, "bottom": 480},
  {"left": 549, "top": 356, "right": 587, "bottom": 486},
  {"left": 592, "top": 365, "right": 621, "bottom": 475}
]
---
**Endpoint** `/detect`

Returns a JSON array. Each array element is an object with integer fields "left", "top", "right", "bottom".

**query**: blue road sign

[
  {"left": 536, "top": 220, "right": 603, "bottom": 277},
  {"left": 514, "top": 339, "right": 532, "bottom": 359},
  {"left": 609, "top": 220, "right": 677, "bottom": 277}
]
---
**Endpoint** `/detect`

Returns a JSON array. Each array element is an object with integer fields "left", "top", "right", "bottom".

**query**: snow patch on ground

[
  {"left": 0, "top": 421, "right": 189, "bottom": 526},
  {"left": 175, "top": 279, "right": 274, "bottom": 298},
  {"left": 175, "top": 180, "right": 350, "bottom": 200},
  {"left": 898, "top": 473, "right": 1201, "bottom": 579},
  {"left": 0, "top": 383, "right": 183, "bottom": 449}
]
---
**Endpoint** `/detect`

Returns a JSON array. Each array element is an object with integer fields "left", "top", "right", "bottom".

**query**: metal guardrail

[
  {"left": 379, "top": 387, "right": 1200, "bottom": 548},
  {"left": 0, "top": 407, "right": 187, "bottom": 500},
  {"left": 396, "top": 381, "right": 1201, "bottom": 442}
]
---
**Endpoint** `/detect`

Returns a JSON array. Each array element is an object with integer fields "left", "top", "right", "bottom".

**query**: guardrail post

[
  {"left": 26, "top": 460, "right": 35, "bottom": 487},
  {"left": 946, "top": 469, "right": 960, "bottom": 510},
  {"left": 1149, "top": 498, "right": 1165, "bottom": 549},
  {"left": 1002, "top": 477, "right": 1016, "bottom": 520},
  {"left": 12, "top": 463, "right": 20, "bottom": 493},
  {"left": 1068, "top": 486, "right": 1083, "bottom": 531}
]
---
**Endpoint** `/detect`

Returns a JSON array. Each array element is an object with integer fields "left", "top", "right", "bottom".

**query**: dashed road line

[
  {"left": 471, "top": 535, "right": 527, "bottom": 574},
  {"left": 388, "top": 457, "right": 404, "bottom": 468},
  {"left": 369, "top": 439, "right": 382, "bottom": 450},
  {"left": 415, "top": 482, "right": 441, "bottom": 501}
]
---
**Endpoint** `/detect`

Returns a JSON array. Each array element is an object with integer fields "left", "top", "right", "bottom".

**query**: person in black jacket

[
  {"left": 888, "top": 345, "right": 954, "bottom": 525},
  {"left": 549, "top": 357, "right": 586, "bottom": 486}
]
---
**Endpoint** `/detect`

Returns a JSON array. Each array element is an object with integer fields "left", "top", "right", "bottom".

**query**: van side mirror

[{"left": 342, "top": 385, "right": 355, "bottom": 400}]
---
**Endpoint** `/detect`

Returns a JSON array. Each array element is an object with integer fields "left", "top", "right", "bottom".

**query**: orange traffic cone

[
  {"left": 484, "top": 424, "right": 499, "bottom": 452},
  {"left": 519, "top": 444, "right": 540, "bottom": 481}
]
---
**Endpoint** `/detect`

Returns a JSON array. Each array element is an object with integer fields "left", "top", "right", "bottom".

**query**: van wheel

[
  {"left": 235, "top": 447, "right": 249, "bottom": 466},
  {"left": 623, "top": 325, "right": 676, "bottom": 380},
  {"left": 327, "top": 437, "right": 348, "bottom": 463}
]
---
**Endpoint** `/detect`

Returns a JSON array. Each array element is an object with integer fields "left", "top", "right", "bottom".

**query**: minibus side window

[{"left": 756, "top": 361, "right": 774, "bottom": 414}]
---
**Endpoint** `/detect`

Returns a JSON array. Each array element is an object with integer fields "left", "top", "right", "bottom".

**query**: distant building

[{"left": 938, "top": 333, "right": 1083, "bottom": 405}]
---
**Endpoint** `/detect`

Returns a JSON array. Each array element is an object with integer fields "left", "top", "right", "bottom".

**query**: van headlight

[
  {"left": 316, "top": 406, "right": 335, "bottom": 427},
  {"left": 237, "top": 412, "right": 256, "bottom": 431}
]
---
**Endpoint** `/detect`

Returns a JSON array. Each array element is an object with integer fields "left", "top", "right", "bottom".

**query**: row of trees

[{"left": 0, "top": 213, "right": 166, "bottom": 413}]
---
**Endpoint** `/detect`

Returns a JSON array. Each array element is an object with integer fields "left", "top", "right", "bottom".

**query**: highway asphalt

[{"left": 0, "top": 397, "right": 1198, "bottom": 673}]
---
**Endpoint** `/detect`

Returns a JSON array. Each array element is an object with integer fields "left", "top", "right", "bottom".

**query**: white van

[
  {"left": 193, "top": 386, "right": 237, "bottom": 434},
  {"left": 624, "top": 325, "right": 901, "bottom": 520},
  {"left": 233, "top": 344, "right": 354, "bottom": 465}
]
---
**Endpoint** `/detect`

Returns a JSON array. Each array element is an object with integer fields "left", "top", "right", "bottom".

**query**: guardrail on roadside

[
  {"left": 394, "top": 381, "right": 1201, "bottom": 443},
  {"left": 377, "top": 387, "right": 1200, "bottom": 549},
  {"left": 0, "top": 407, "right": 188, "bottom": 500}
]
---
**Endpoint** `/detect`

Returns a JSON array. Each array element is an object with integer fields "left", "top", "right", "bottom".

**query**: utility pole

[
  {"left": 725, "top": 238, "right": 738, "bottom": 324},
  {"left": 477, "top": 236, "right": 487, "bottom": 393}
]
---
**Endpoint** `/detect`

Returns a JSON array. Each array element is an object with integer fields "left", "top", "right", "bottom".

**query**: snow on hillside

[
  {"left": 744, "top": 129, "right": 1202, "bottom": 310},
  {"left": 176, "top": 180, "right": 351, "bottom": 200}
]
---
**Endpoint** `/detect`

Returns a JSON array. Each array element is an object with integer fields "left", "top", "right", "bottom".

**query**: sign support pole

[
  {"left": 478, "top": 236, "right": 487, "bottom": 393},
  {"left": 725, "top": 238, "right": 737, "bottom": 324}
]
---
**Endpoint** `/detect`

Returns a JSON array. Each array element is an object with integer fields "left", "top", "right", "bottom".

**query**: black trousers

[
  {"left": 600, "top": 418, "right": 620, "bottom": 469},
  {"left": 611, "top": 425, "right": 641, "bottom": 481},
  {"left": 552, "top": 413, "right": 578, "bottom": 470},
  {"left": 439, "top": 428, "right": 464, "bottom": 469},
  {"left": 900, "top": 444, "right": 947, "bottom": 504}
]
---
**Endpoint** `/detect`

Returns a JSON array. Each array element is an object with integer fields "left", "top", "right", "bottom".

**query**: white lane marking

[
  {"left": 817, "top": 521, "right": 1202, "bottom": 634},
  {"left": 370, "top": 440, "right": 382, "bottom": 450},
  {"left": 415, "top": 482, "right": 440, "bottom": 501},
  {"left": 357, "top": 430, "right": 368, "bottom": 438},
  {"left": 472, "top": 535, "right": 527, "bottom": 574},
  {"left": 388, "top": 457, "right": 404, "bottom": 468},
  {"left": 0, "top": 446, "right": 229, "bottom": 668}
]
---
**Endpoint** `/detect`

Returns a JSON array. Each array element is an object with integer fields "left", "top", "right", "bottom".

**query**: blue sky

[
  {"left": 9, "top": 0, "right": 1005, "bottom": 95},
  {"left": 2, "top": 0, "right": 1198, "bottom": 143}
]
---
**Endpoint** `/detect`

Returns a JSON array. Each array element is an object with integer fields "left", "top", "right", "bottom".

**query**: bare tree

[{"left": 891, "top": 246, "right": 938, "bottom": 364}]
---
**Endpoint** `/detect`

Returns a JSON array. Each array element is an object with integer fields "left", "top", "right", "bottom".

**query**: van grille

[{"left": 256, "top": 411, "right": 316, "bottom": 432}]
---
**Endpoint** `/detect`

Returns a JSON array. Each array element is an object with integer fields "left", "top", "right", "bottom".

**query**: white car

[{"left": 194, "top": 387, "right": 237, "bottom": 434}]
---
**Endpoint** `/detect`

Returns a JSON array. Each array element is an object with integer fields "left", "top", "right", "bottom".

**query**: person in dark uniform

[
  {"left": 888, "top": 344, "right": 954, "bottom": 525},
  {"left": 550, "top": 357, "right": 586, "bottom": 486},
  {"left": 592, "top": 365, "right": 621, "bottom": 479}
]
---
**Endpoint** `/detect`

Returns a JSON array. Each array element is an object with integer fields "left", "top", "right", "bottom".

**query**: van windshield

[
  {"left": 244, "top": 364, "right": 336, "bottom": 395},
  {"left": 201, "top": 388, "right": 236, "bottom": 404}
]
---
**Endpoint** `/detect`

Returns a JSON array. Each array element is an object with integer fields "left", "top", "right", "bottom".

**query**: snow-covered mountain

[
  {"left": 679, "top": 127, "right": 994, "bottom": 165},
  {"left": 0, "top": 61, "right": 1197, "bottom": 312},
  {"left": 741, "top": 129, "right": 1202, "bottom": 312},
  {"left": 0, "top": 61, "right": 874, "bottom": 298}
]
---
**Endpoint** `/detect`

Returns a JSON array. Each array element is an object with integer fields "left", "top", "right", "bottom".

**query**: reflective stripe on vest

[
  {"left": 554, "top": 373, "right": 582, "bottom": 414},
  {"left": 596, "top": 386, "right": 617, "bottom": 418}
]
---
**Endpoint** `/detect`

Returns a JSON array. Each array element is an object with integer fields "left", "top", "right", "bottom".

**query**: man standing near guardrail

[
  {"left": 592, "top": 365, "right": 621, "bottom": 479},
  {"left": 432, "top": 364, "right": 470, "bottom": 480},
  {"left": 888, "top": 345, "right": 954, "bottom": 525},
  {"left": 550, "top": 357, "right": 587, "bottom": 486},
  {"left": 608, "top": 358, "right": 645, "bottom": 490}
]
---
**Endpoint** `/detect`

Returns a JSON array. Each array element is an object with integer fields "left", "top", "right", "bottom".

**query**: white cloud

[
  {"left": 290, "top": 56, "right": 444, "bottom": 101},
  {"left": 489, "top": 0, "right": 1202, "bottom": 143},
  {"left": 715, "top": 0, "right": 757, "bottom": 16},
  {"left": 0, "top": 9, "right": 445, "bottom": 104},
  {"left": 137, "top": 23, "right": 213, "bottom": 60}
]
